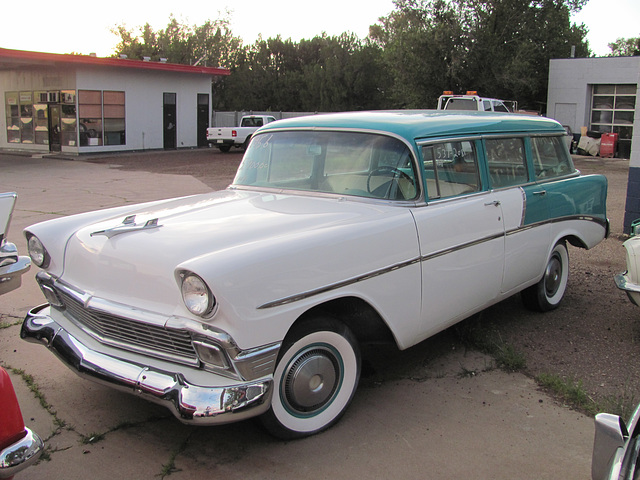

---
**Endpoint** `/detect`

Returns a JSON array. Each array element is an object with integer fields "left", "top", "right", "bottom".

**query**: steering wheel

[{"left": 367, "top": 166, "right": 416, "bottom": 199}]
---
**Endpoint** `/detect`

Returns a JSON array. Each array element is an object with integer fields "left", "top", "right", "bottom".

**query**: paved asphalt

[{"left": 1, "top": 150, "right": 596, "bottom": 479}]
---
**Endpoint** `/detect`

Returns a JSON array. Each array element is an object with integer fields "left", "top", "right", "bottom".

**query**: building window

[
  {"left": 5, "top": 92, "right": 20, "bottom": 143},
  {"left": 78, "top": 90, "right": 125, "bottom": 146},
  {"left": 5, "top": 90, "right": 78, "bottom": 146},
  {"left": 33, "top": 104, "right": 48, "bottom": 145},
  {"left": 591, "top": 84, "right": 636, "bottom": 158},
  {"left": 79, "top": 90, "right": 103, "bottom": 146},
  {"left": 19, "top": 92, "right": 34, "bottom": 144},
  {"left": 104, "top": 91, "right": 125, "bottom": 145},
  {"left": 61, "top": 90, "right": 78, "bottom": 147}
]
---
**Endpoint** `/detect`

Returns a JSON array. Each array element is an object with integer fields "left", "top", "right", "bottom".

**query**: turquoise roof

[{"left": 258, "top": 110, "right": 565, "bottom": 142}]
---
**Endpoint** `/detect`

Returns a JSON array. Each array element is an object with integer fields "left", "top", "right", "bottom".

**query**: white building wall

[
  {"left": 1, "top": 64, "right": 212, "bottom": 154},
  {"left": 76, "top": 67, "right": 211, "bottom": 152},
  {"left": 548, "top": 57, "right": 640, "bottom": 233},
  {"left": 547, "top": 57, "right": 640, "bottom": 134}
]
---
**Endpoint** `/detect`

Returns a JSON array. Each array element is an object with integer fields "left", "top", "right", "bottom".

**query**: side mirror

[{"left": 592, "top": 413, "right": 628, "bottom": 480}]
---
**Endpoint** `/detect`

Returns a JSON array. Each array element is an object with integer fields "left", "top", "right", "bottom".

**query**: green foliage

[
  {"left": 537, "top": 373, "right": 598, "bottom": 416},
  {"left": 112, "top": 1, "right": 590, "bottom": 113},
  {"left": 111, "top": 13, "right": 241, "bottom": 68},
  {"left": 372, "top": 0, "right": 590, "bottom": 111},
  {"left": 608, "top": 37, "right": 640, "bottom": 57}
]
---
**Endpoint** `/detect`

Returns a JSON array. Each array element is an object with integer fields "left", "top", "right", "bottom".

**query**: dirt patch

[{"left": 84, "top": 148, "right": 639, "bottom": 416}]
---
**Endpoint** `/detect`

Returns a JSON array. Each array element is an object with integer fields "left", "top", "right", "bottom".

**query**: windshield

[{"left": 233, "top": 131, "right": 419, "bottom": 201}]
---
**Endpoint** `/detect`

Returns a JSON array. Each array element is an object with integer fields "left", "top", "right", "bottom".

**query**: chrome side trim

[
  {"left": 258, "top": 214, "right": 607, "bottom": 310},
  {"left": 506, "top": 214, "right": 609, "bottom": 237},
  {"left": 520, "top": 187, "right": 527, "bottom": 227},
  {"left": 258, "top": 257, "right": 421, "bottom": 309},
  {"left": 21, "top": 305, "right": 273, "bottom": 425},
  {"left": 0, "top": 427, "right": 43, "bottom": 478}
]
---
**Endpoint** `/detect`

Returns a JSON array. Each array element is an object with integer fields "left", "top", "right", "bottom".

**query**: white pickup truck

[
  {"left": 207, "top": 115, "right": 277, "bottom": 152},
  {"left": 436, "top": 91, "right": 513, "bottom": 112}
]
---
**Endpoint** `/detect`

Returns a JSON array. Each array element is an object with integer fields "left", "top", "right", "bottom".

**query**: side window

[
  {"left": 485, "top": 138, "right": 528, "bottom": 188},
  {"left": 531, "top": 136, "right": 575, "bottom": 179},
  {"left": 493, "top": 101, "right": 509, "bottom": 113},
  {"left": 422, "top": 141, "right": 480, "bottom": 200},
  {"left": 483, "top": 100, "right": 491, "bottom": 111}
]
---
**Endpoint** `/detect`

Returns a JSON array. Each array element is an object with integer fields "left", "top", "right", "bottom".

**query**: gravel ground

[{"left": 83, "top": 147, "right": 639, "bottom": 417}]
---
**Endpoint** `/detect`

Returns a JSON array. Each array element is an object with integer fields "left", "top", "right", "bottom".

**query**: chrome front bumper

[
  {"left": 614, "top": 272, "right": 640, "bottom": 307},
  {"left": 21, "top": 304, "right": 273, "bottom": 425},
  {"left": 0, "top": 427, "right": 44, "bottom": 479},
  {"left": 0, "top": 255, "right": 30, "bottom": 296}
]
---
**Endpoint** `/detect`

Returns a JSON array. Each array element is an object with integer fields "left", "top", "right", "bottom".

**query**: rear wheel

[
  {"left": 522, "top": 241, "right": 569, "bottom": 312},
  {"left": 261, "top": 317, "right": 361, "bottom": 439},
  {"left": 218, "top": 145, "right": 231, "bottom": 153}
]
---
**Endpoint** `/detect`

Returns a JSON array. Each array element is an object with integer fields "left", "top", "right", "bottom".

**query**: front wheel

[
  {"left": 260, "top": 317, "right": 361, "bottom": 439},
  {"left": 522, "top": 241, "right": 569, "bottom": 312}
]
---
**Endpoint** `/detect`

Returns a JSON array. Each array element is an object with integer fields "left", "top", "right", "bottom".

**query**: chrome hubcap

[
  {"left": 283, "top": 347, "right": 339, "bottom": 413},
  {"left": 544, "top": 254, "right": 562, "bottom": 297}
]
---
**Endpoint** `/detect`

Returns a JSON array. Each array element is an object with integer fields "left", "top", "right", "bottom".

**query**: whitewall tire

[
  {"left": 261, "top": 317, "right": 361, "bottom": 439},
  {"left": 522, "top": 241, "right": 569, "bottom": 312}
]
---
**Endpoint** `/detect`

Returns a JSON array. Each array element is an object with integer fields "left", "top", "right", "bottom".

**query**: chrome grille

[{"left": 56, "top": 288, "right": 198, "bottom": 365}]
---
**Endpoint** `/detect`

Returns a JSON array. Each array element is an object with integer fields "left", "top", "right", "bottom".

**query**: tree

[
  {"left": 371, "top": 0, "right": 590, "bottom": 111},
  {"left": 215, "top": 33, "right": 388, "bottom": 112},
  {"left": 608, "top": 37, "right": 640, "bottom": 57},
  {"left": 111, "top": 13, "right": 241, "bottom": 68}
]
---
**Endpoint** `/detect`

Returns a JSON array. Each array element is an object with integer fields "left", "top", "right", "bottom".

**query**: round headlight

[
  {"left": 27, "top": 234, "right": 49, "bottom": 268},
  {"left": 181, "top": 273, "right": 215, "bottom": 317}
]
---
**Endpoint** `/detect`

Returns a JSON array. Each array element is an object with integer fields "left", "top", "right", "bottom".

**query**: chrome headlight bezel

[
  {"left": 26, "top": 234, "right": 50, "bottom": 269},
  {"left": 180, "top": 271, "right": 216, "bottom": 318}
]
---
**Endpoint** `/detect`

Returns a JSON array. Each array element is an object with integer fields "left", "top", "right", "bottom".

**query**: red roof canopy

[{"left": 0, "top": 48, "right": 230, "bottom": 76}]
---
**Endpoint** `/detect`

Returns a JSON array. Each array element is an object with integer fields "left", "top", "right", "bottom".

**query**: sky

[{"left": 0, "top": 0, "right": 638, "bottom": 58}]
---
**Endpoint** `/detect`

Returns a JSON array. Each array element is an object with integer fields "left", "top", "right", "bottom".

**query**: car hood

[{"left": 33, "top": 189, "right": 416, "bottom": 316}]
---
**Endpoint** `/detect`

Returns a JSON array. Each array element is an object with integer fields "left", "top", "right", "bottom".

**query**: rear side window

[
  {"left": 531, "top": 136, "right": 574, "bottom": 179},
  {"left": 485, "top": 138, "right": 528, "bottom": 188},
  {"left": 422, "top": 141, "right": 480, "bottom": 199}
]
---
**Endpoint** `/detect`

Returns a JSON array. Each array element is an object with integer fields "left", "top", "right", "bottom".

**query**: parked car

[
  {"left": 614, "top": 223, "right": 640, "bottom": 306},
  {"left": 0, "top": 192, "right": 43, "bottom": 479},
  {"left": 21, "top": 111, "right": 608, "bottom": 439},
  {"left": 0, "top": 367, "right": 44, "bottom": 479},
  {"left": 592, "top": 228, "right": 640, "bottom": 479},
  {"left": 0, "top": 193, "right": 31, "bottom": 295},
  {"left": 592, "top": 403, "right": 640, "bottom": 480},
  {"left": 207, "top": 115, "right": 276, "bottom": 152},
  {"left": 436, "top": 91, "right": 513, "bottom": 112}
]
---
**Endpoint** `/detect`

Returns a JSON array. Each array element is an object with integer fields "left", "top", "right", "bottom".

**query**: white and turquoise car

[{"left": 21, "top": 111, "right": 608, "bottom": 439}]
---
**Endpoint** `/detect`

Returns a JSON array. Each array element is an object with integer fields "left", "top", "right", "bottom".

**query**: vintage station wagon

[{"left": 21, "top": 111, "right": 608, "bottom": 438}]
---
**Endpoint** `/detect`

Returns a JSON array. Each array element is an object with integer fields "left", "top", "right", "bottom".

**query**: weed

[
  {"left": 536, "top": 373, "right": 599, "bottom": 416},
  {"left": 455, "top": 319, "right": 526, "bottom": 372}
]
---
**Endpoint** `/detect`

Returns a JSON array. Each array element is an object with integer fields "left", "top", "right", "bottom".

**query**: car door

[
  {"left": 484, "top": 136, "right": 552, "bottom": 294},
  {"left": 412, "top": 140, "right": 506, "bottom": 340}
]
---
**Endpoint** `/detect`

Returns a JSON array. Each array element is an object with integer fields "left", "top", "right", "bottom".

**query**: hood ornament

[{"left": 90, "top": 215, "right": 162, "bottom": 239}]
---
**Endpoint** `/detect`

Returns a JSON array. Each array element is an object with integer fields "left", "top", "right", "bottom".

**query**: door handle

[
  {"left": 484, "top": 200, "right": 501, "bottom": 207},
  {"left": 533, "top": 190, "right": 547, "bottom": 196}
]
